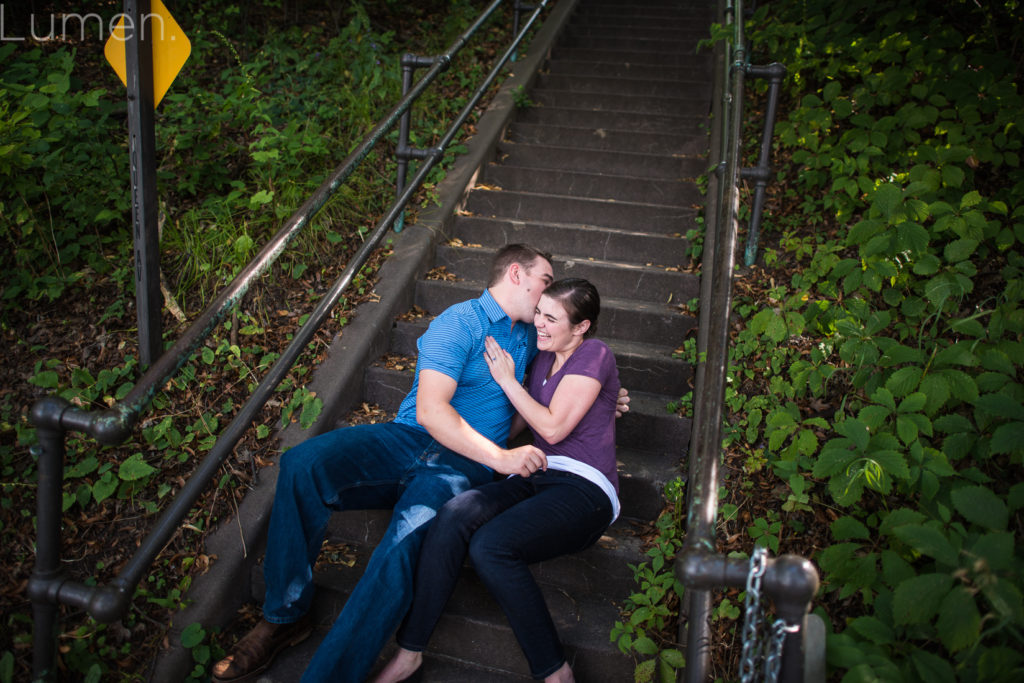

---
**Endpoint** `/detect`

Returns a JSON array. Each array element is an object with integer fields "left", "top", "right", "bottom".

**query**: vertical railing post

[
  {"left": 742, "top": 62, "right": 786, "bottom": 266},
  {"left": 512, "top": 1, "right": 537, "bottom": 61},
  {"left": 27, "top": 397, "right": 72, "bottom": 683},
  {"left": 124, "top": 0, "right": 163, "bottom": 366},
  {"left": 394, "top": 54, "right": 439, "bottom": 232}
]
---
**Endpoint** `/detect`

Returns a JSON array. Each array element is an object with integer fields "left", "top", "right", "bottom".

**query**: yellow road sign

[{"left": 104, "top": 0, "right": 190, "bottom": 107}]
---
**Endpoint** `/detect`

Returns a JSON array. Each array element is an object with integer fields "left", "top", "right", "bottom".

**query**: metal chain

[
  {"left": 764, "top": 617, "right": 801, "bottom": 683},
  {"left": 739, "top": 546, "right": 767, "bottom": 683},
  {"left": 739, "top": 546, "right": 803, "bottom": 683}
]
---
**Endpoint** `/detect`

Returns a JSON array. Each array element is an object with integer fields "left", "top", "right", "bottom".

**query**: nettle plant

[{"left": 722, "top": 0, "right": 1024, "bottom": 680}]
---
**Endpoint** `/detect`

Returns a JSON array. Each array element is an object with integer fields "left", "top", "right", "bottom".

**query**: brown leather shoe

[{"left": 211, "top": 615, "right": 313, "bottom": 682}]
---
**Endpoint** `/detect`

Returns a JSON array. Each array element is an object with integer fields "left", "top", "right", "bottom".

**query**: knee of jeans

[{"left": 468, "top": 528, "right": 516, "bottom": 571}]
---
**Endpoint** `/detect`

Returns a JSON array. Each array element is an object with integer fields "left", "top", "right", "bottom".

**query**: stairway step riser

[
  {"left": 507, "top": 122, "right": 708, "bottom": 156},
  {"left": 453, "top": 216, "right": 691, "bottom": 266},
  {"left": 517, "top": 105, "right": 705, "bottom": 133},
  {"left": 547, "top": 59, "right": 713, "bottom": 84},
  {"left": 554, "top": 46, "right": 712, "bottom": 67},
  {"left": 536, "top": 73, "right": 712, "bottom": 100},
  {"left": 433, "top": 244, "right": 698, "bottom": 305},
  {"left": 483, "top": 166, "right": 700, "bottom": 208},
  {"left": 533, "top": 90, "right": 708, "bottom": 117},
  {"left": 466, "top": 190, "right": 697, "bottom": 234},
  {"left": 498, "top": 141, "right": 707, "bottom": 179}
]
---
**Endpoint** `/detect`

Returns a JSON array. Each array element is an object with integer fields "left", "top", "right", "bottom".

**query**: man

[{"left": 213, "top": 245, "right": 560, "bottom": 682}]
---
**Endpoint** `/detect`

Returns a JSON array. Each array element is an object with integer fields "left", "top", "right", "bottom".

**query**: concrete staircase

[{"left": 258, "top": 0, "right": 712, "bottom": 679}]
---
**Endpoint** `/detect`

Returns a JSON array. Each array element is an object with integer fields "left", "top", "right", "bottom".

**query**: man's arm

[{"left": 415, "top": 369, "right": 547, "bottom": 477}]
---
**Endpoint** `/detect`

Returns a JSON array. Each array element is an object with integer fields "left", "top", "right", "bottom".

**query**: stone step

[
  {"left": 532, "top": 89, "right": 710, "bottom": 117},
  {"left": 534, "top": 72, "right": 712, "bottom": 101},
  {"left": 482, "top": 164, "right": 701, "bottom": 207},
  {"left": 516, "top": 104, "right": 706, "bottom": 136},
  {"left": 465, "top": 188, "right": 697, "bottom": 234},
  {"left": 506, "top": 120, "right": 708, "bottom": 157},
  {"left": 552, "top": 46, "right": 713, "bottom": 68},
  {"left": 496, "top": 140, "right": 707, "bottom": 180},
  {"left": 432, "top": 244, "right": 699, "bottom": 306},
  {"left": 559, "top": 32, "right": 703, "bottom": 55},
  {"left": 546, "top": 58, "right": 713, "bottom": 86},
  {"left": 451, "top": 216, "right": 692, "bottom": 266}
]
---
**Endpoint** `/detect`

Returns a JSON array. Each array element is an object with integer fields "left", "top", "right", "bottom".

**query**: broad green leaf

[
  {"left": 869, "top": 449, "right": 910, "bottom": 481},
  {"left": 973, "top": 393, "right": 1024, "bottom": 421},
  {"left": 837, "top": 419, "right": 870, "bottom": 452},
  {"left": 919, "top": 374, "right": 952, "bottom": 415},
  {"left": 119, "top": 453, "right": 157, "bottom": 481},
  {"left": 891, "top": 524, "right": 959, "bottom": 566},
  {"left": 933, "top": 342, "right": 977, "bottom": 368},
  {"left": 950, "top": 485, "right": 1008, "bottom": 530},
  {"left": 980, "top": 576, "right": 1024, "bottom": 622},
  {"left": 180, "top": 622, "right": 206, "bottom": 648},
  {"left": 893, "top": 573, "right": 952, "bottom": 625},
  {"left": 970, "top": 532, "right": 1014, "bottom": 572},
  {"left": 897, "top": 392, "right": 926, "bottom": 414},
  {"left": 29, "top": 370, "right": 60, "bottom": 388},
  {"left": 944, "top": 238, "right": 979, "bottom": 262},
  {"left": 885, "top": 366, "right": 922, "bottom": 397},
  {"left": 872, "top": 183, "right": 903, "bottom": 218},
  {"left": 990, "top": 421, "right": 1024, "bottom": 455},
  {"left": 896, "top": 222, "right": 929, "bottom": 254},
  {"left": 848, "top": 616, "right": 893, "bottom": 645},
  {"left": 911, "top": 649, "right": 956, "bottom": 683},
  {"left": 832, "top": 516, "right": 870, "bottom": 540},
  {"left": 92, "top": 471, "right": 118, "bottom": 503},
  {"left": 880, "top": 507, "right": 927, "bottom": 535},
  {"left": 633, "top": 635, "right": 658, "bottom": 656},
  {"left": 870, "top": 387, "right": 896, "bottom": 410}
]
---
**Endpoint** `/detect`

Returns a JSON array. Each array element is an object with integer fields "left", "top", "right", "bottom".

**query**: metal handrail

[
  {"left": 678, "top": 1, "right": 816, "bottom": 682},
  {"left": 27, "top": 2, "right": 550, "bottom": 679}
]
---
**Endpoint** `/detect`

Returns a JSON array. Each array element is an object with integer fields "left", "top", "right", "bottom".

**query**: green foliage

[
  {"left": 700, "top": 0, "right": 1024, "bottom": 680},
  {"left": 0, "top": 43, "right": 129, "bottom": 302},
  {"left": 611, "top": 479, "right": 687, "bottom": 682}
]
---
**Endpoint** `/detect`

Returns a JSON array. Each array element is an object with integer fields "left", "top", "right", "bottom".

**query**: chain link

[
  {"left": 739, "top": 546, "right": 767, "bottom": 683},
  {"left": 738, "top": 546, "right": 802, "bottom": 683}
]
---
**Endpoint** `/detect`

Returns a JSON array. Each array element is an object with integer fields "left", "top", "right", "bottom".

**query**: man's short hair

[{"left": 488, "top": 244, "right": 552, "bottom": 287}]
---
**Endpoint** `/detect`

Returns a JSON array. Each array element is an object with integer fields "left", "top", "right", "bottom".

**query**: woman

[{"left": 374, "top": 278, "right": 620, "bottom": 683}]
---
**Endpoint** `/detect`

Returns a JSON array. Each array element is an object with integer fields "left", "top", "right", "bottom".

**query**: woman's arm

[{"left": 484, "top": 336, "right": 602, "bottom": 444}]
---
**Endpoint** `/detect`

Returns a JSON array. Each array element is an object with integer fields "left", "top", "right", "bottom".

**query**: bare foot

[
  {"left": 372, "top": 648, "right": 423, "bottom": 683},
  {"left": 544, "top": 661, "right": 575, "bottom": 683}
]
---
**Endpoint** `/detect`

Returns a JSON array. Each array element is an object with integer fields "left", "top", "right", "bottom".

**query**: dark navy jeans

[
  {"left": 396, "top": 469, "right": 614, "bottom": 679},
  {"left": 261, "top": 422, "right": 492, "bottom": 683}
]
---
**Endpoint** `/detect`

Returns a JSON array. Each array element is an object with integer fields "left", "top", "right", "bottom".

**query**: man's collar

[{"left": 480, "top": 289, "right": 510, "bottom": 324}]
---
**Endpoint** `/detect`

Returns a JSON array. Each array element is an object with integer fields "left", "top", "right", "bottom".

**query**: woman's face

[{"left": 534, "top": 294, "right": 586, "bottom": 353}]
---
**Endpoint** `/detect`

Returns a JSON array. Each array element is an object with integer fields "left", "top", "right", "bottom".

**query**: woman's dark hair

[{"left": 544, "top": 278, "right": 600, "bottom": 337}]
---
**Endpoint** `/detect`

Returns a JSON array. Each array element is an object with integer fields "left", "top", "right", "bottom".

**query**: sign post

[{"left": 104, "top": 0, "right": 190, "bottom": 366}]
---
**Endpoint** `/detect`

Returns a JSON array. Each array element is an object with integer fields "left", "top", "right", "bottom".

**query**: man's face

[{"left": 522, "top": 257, "right": 554, "bottom": 312}]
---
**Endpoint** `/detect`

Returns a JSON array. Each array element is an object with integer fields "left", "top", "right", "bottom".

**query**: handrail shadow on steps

[
  {"left": 26, "top": 1, "right": 554, "bottom": 680},
  {"left": 677, "top": 1, "right": 821, "bottom": 682}
]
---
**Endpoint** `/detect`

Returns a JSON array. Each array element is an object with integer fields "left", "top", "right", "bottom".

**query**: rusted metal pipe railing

[{"left": 677, "top": 1, "right": 815, "bottom": 681}]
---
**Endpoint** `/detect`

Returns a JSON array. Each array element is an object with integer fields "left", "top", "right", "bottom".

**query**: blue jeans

[
  {"left": 396, "top": 470, "right": 613, "bottom": 679},
  {"left": 261, "top": 422, "right": 492, "bottom": 683}
]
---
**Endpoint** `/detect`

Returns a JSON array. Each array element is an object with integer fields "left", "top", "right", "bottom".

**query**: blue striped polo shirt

[{"left": 394, "top": 289, "right": 537, "bottom": 448}]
